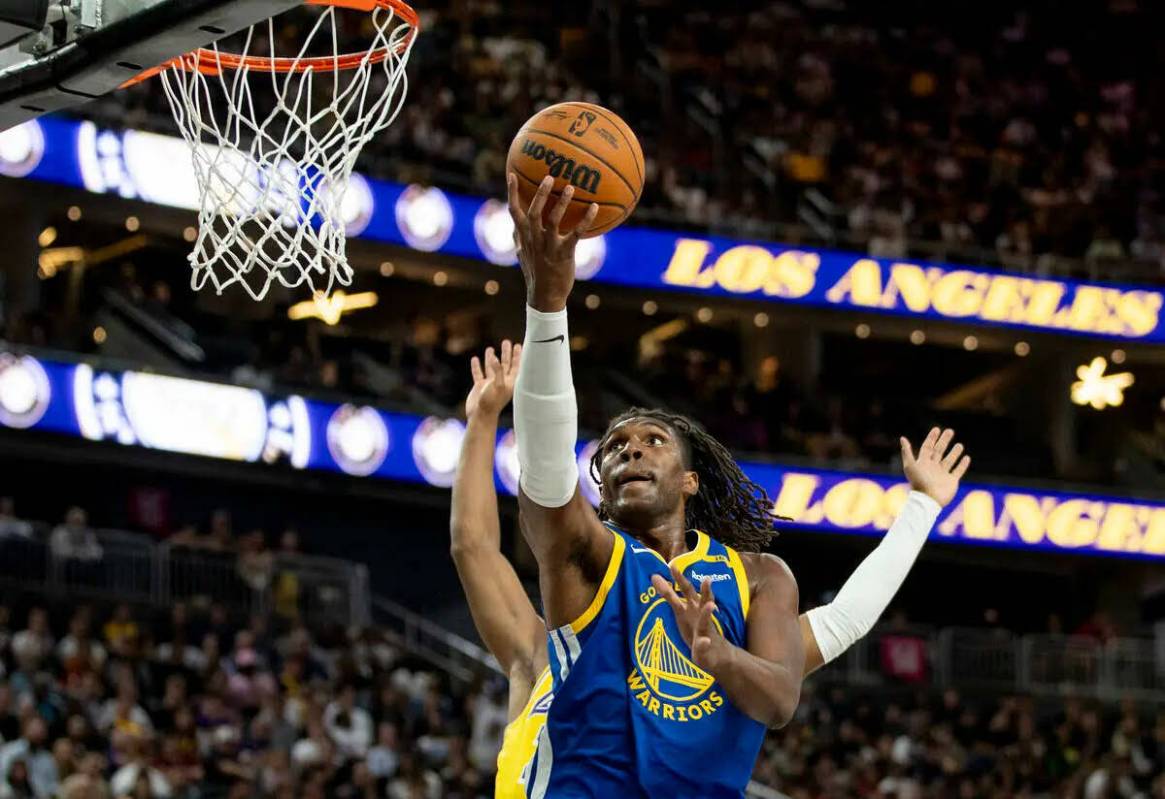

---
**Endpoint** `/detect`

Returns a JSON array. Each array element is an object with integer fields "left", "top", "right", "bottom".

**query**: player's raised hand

[
  {"left": 900, "top": 427, "right": 971, "bottom": 507},
  {"left": 507, "top": 173, "right": 599, "bottom": 312},
  {"left": 652, "top": 566, "right": 730, "bottom": 674},
  {"left": 465, "top": 340, "right": 522, "bottom": 421}
]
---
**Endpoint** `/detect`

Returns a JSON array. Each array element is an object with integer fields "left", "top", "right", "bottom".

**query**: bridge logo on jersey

[{"left": 627, "top": 597, "right": 726, "bottom": 723}]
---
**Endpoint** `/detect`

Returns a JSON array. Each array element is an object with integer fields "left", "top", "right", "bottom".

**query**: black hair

[{"left": 589, "top": 407, "right": 776, "bottom": 552}]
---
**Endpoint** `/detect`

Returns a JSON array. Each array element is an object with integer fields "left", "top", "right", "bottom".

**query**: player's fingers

[
  {"left": 933, "top": 428, "right": 955, "bottom": 460},
  {"left": 952, "top": 454, "right": 971, "bottom": 480},
  {"left": 899, "top": 437, "right": 915, "bottom": 466},
  {"left": 527, "top": 176, "right": 554, "bottom": 232},
  {"left": 696, "top": 601, "right": 716, "bottom": 637},
  {"left": 564, "top": 202, "right": 600, "bottom": 248},
  {"left": 506, "top": 173, "right": 527, "bottom": 229},
  {"left": 484, "top": 346, "right": 499, "bottom": 377},
  {"left": 469, "top": 355, "right": 484, "bottom": 384},
  {"left": 510, "top": 344, "right": 522, "bottom": 375},
  {"left": 918, "top": 426, "right": 940, "bottom": 460},
  {"left": 671, "top": 563, "right": 699, "bottom": 602},
  {"left": 941, "top": 442, "right": 964, "bottom": 471},
  {"left": 547, "top": 184, "right": 574, "bottom": 232},
  {"left": 699, "top": 577, "right": 714, "bottom": 606},
  {"left": 651, "top": 574, "right": 685, "bottom": 611},
  {"left": 500, "top": 339, "right": 512, "bottom": 369}
]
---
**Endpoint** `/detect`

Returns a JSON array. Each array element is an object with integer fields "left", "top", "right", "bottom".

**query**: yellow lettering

[
  {"left": 639, "top": 586, "right": 657, "bottom": 604},
  {"left": 635, "top": 689, "right": 651, "bottom": 707},
  {"left": 713, "top": 246, "right": 772, "bottom": 294},
  {"left": 884, "top": 263, "right": 933, "bottom": 312},
  {"left": 825, "top": 259, "right": 883, "bottom": 306},
  {"left": 931, "top": 271, "right": 989, "bottom": 317},
  {"left": 821, "top": 479, "right": 884, "bottom": 529},
  {"left": 1117, "top": 291, "right": 1162, "bottom": 337},
  {"left": 675, "top": 706, "right": 688, "bottom": 722},
  {"left": 688, "top": 704, "right": 704, "bottom": 720},
  {"left": 1144, "top": 510, "right": 1165, "bottom": 555},
  {"left": 1045, "top": 499, "right": 1100, "bottom": 548},
  {"left": 1062, "top": 286, "right": 1107, "bottom": 332},
  {"left": 772, "top": 473, "right": 820, "bottom": 523},
  {"left": 662, "top": 239, "right": 716, "bottom": 288},
  {"left": 710, "top": 692, "right": 723, "bottom": 707},
  {"left": 938, "top": 490, "right": 996, "bottom": 539},
  {"left": 699, "top": 699, "right": 715, "bottom": 715},
  {"left": 1097, "top": 504, "right": 1144, "bottom": 552},
  {"left": 875, "top": 483, "right": 910, "bottom": 530},
  {"left": 627, "top": 673, "right": 646, "bottom": 691},
  {"left": 1001, "top": 494, "right": 1048, "bottom": 545},
  {"left": 766, "top": 251, "right": 819, "bottom": 298},
  {"left": 647, "top": 698, "right": 661, "bottom": 716},
  {"left": 662, "top": 704, "right": 675, "bottom": 720}
]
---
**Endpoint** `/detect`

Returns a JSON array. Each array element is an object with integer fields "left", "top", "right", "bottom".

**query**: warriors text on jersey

[
  {"left": 526, "top": 524, "right": 765, "bottom": 798},
  {"left": 496, "top": 667, "right": 553, "bottom": 799}
]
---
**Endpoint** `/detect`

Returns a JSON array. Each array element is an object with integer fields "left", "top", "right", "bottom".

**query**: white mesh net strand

[{"left": 158, "top": 3, "right": 415, "bottom": 300}]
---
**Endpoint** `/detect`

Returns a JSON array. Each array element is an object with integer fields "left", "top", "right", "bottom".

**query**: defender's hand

[
  {"left": 507, "top": 173, "right": 599, "bottom": 312},
  {"left": 900, "top": 427, "right": 971, "bottom": 507},
  {"left": 465, "top": 340, "right": 522, "bottom": 420},
  {"left": 652, "top": 566, "right": 731, "bottom": 674}
]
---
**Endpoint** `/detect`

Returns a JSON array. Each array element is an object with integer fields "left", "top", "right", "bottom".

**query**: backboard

[{"left": 0, "top": 0, "right": 301, "bottom": 131}]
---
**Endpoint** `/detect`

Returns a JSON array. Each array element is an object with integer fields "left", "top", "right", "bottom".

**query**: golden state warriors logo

[{"left": 626, "top": 589, "right": 725, "bottom": 722}]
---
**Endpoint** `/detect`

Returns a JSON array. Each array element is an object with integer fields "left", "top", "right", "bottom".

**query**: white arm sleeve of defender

[
  {"left": 513, "top": 305, "right": 579, "bottom": 508},
  {"left": 805, "top": 490, "right": 941, "bottom": 665}
]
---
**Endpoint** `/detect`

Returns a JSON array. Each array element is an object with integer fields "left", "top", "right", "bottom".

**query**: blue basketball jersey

[{"left": 526, "top": 524, "right": 765, "bottom": 798}]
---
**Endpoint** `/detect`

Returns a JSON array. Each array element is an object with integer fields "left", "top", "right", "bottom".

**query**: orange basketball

[{"left": 506, "top": 102, "right": 644, "bottom": 238}]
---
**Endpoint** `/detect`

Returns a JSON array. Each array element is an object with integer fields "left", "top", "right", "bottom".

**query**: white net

[{"left": 157, "top": 2, "right": 416, "bottom": 300}]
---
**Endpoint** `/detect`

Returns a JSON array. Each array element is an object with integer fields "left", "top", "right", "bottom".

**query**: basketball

[{"left": 506, "top": 102, "right": 644, "bottom": 238}]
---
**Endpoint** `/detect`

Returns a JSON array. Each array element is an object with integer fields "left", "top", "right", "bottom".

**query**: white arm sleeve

[
  {"left": 805, "top": 490, "right": 941, "bottom": 665},
  {"left": 513, "top": 305, "right": 579, "bottom": 508}
]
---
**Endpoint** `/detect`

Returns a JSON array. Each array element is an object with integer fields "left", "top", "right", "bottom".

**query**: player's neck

[{"left": 626, "top": 512, "right": 691, "bottom": 561}]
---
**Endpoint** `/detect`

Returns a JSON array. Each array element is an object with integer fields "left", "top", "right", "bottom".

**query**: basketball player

[
  {"left": 453, "top": 336, "right": 969, "bottom": 798},
  {"left": 503, "top": 174, "right": 971, "bottom": 798}
]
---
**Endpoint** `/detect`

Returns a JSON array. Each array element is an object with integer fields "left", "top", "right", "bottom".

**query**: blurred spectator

[
  {"left": 0, "top": 717, "right": 57, "bottom": 798},
  {"left": 11, "top": 610, "right": 53, "bottom": 673},
  {"left": 0, "top": 499, "right": 32, "bottom": 540},
  {"left": 324, "top": 685, "right": 374, "bottom": 760},
  {"left": 49, "top": 508, "right": 102, "bottom": 563}
]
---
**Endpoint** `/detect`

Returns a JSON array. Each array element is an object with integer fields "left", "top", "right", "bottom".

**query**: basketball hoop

[{"left": 131, "top": 0, "right": 419, "bottom": 300}]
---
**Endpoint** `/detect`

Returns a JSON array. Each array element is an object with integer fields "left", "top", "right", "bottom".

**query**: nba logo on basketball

[{"left": 569, "top": 111, "right": 596, "bottom": 137}]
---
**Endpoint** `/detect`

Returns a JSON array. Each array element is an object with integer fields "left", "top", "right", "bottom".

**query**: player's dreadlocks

[{"left": 588, "top": 407, "right": 776, "bottom": 553}]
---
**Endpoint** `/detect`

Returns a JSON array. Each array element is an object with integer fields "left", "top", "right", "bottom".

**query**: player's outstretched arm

[
  {"left": 655, "top": 557, "right": 804, "bottom": 728},
  {"left": 507, "top": 173, "right": 612, "bottom": 628},
  {"left": 800, "top": 427, "right": 970, "bottom": 675},
  {"left": 451, "top": 342, "right": 545, "bottom": 688}
]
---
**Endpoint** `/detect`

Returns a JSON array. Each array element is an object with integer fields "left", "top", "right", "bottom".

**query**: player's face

[{"left": 598, "top": 418, "right": 697, "bottom": 525}]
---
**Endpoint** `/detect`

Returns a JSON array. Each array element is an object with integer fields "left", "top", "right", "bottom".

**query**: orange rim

[{"left": 123, "top": 0, "right": 418, "bottom": 87}]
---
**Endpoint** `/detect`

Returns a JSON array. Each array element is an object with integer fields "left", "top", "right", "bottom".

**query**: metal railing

[
  {"left": 835, "top": 625, "right": 1165, "bottom": 702},
  {"left": 0, "top": 523, "right": 369, "bottom": 627},
  {"left": 372, "top": 595, "right": 500, "bottom": 683}
]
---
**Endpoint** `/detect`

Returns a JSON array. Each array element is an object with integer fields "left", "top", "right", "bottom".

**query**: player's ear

[{"left": 682, "top": 470, "right": 698, "bottom": 499}]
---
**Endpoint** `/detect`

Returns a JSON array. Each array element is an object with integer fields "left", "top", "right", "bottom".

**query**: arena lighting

[
  {"left": 1071, "top": 357, "right": 1133, "bottom": 410},
  {"left": 9, "top": 349, "right": 1165, "bottom": 562},
  {"left": 0, "top": 119, "right": 44, "bottom": 177},
  {"left": 395, "top": 184, "right": 454, "bottom": 252},
  {"left": 412, "top": 416, "right": 466, "bottom": 487},
  {"left": 287, "top": 291, "right": 379, "bottom": 326},
  {"left": 1111, "top": 348, "right": 1127, "bottom": 364},
  {"left": 67, "top": 206, "right": 82, "bottom": 222}
]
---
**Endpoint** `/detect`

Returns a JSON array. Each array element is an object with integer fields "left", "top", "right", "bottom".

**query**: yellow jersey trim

[
  {"left": 669, "top": 529, "right": 710, "bottom": 576},
  {"left": 725, "top": 546, "right": 751, "bottom": 619},
  {"left": 570, "top": 532, "right": 626, "bottom": 634}
]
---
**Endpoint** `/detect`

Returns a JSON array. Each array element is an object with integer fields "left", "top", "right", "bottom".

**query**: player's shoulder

[{"left": 737, "top": 552, "right": 798, "bottom": 601}]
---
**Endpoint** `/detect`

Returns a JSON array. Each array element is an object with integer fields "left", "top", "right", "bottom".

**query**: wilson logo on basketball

[
  {"left": 519, "top": 138, "right": 602, "bottom": 194},
  {"left": 568, "top": 110, "right": 596, "bottom": 137}
]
